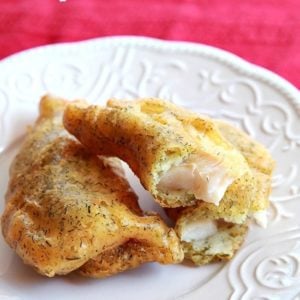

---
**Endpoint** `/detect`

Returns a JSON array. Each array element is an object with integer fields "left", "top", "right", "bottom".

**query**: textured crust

[
  {"left": 1, "top": 95, "right": 183, "bottom": 277},
  {"left": 79, "top": 239, "right": 166, "bottom": 278},
  {"left": 63, "top": 98, "right": 250, "bottom": 208},
  {"left": 216, "top": 120, "right": 275, "bottom": 175},
  {"left": 215, "top": 120, "right": 275, "bottom": 213}
]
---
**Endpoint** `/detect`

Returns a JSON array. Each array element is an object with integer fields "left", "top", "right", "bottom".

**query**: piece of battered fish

[
  {"left": 1, "top": 95, "right": 183, "bottom": 277},
  {"left": 63, "top": 98, "right": 253, "bottom": 209},
  {"left": 166, "top": 120, "right": 274, "bottom": 265}
]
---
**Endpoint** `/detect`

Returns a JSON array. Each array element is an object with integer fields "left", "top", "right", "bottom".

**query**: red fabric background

[{"left": 0, "top": 0, "right": 299, "bottom": 88}]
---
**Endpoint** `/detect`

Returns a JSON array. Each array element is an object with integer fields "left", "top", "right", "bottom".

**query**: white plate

[{"left": 0, "top": 36, "right": 300, "bottom": 300}]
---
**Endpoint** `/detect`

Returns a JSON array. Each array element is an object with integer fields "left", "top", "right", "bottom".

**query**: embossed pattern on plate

[{"left": 0, "top": 36, "right": 299, "bottom": 300}]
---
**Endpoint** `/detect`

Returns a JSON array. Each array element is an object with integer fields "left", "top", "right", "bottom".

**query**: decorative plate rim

[{"left": 0, "top": 36, "right": 299, "bottom": 111}]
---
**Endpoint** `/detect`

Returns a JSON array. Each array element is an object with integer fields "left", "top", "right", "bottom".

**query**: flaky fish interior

[
  {"left": 1, "top": 95, "right": 183, "bottom": 277},
  {"left": 63, "top": 98, "right": 252, "bottom": 208},
  {"left": 173, "top": 208, "right": 249, "bottom": 265}
]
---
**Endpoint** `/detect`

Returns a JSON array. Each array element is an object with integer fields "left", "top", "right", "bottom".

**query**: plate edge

[{"left": 0, "top": 36, "right": 299, "bottom": 112}]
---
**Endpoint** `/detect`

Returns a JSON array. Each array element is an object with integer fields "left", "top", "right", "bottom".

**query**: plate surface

[{"left": 0, "top": 36, "right": 300, "bottom": 300}]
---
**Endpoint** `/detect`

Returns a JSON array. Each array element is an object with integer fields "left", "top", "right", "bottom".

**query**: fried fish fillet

[
  {"left": 1, "top": 95, "right": 183, "bottom": 277},
  {"left": 167, "top": 120, "right": 274, "bottom": 265},
  {"left": 63, "top": 98, "right": 252, "bottom": 209}
]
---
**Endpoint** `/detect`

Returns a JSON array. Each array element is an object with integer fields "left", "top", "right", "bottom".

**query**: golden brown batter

[{"left": 1, "top": 95, "right": 183, "bottom": 277}]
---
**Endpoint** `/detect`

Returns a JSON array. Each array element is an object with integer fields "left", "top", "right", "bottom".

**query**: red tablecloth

[{"left": 0, "top": 0, "right": 299, "bottom": 88}]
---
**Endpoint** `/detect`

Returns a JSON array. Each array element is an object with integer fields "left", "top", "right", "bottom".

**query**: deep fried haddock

[
  {"left": 1, "top": 95, "right": 183, "bottom": 277},
  {"left": 166, "top": 120, "right": 274, "bottom": 265},
  {"left": 63, "top": 98, "right": 251, "bottom": 209}
]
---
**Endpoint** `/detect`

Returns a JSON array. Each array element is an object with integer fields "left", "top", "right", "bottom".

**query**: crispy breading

[
  {"left": 79, "top": 239, "right": 167, "bottom": 278},
  {"left": 216, "top": 120, "right": 275, "bottom": 175},
  {"left": 1, "top": 95, "right": 183, "bottom": 277},
  {"left": 63, "top": 98, "right": 251, "bottom": 208},
  {"left": 215, "top": 120, "right": 275, "bottom": 214}
]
